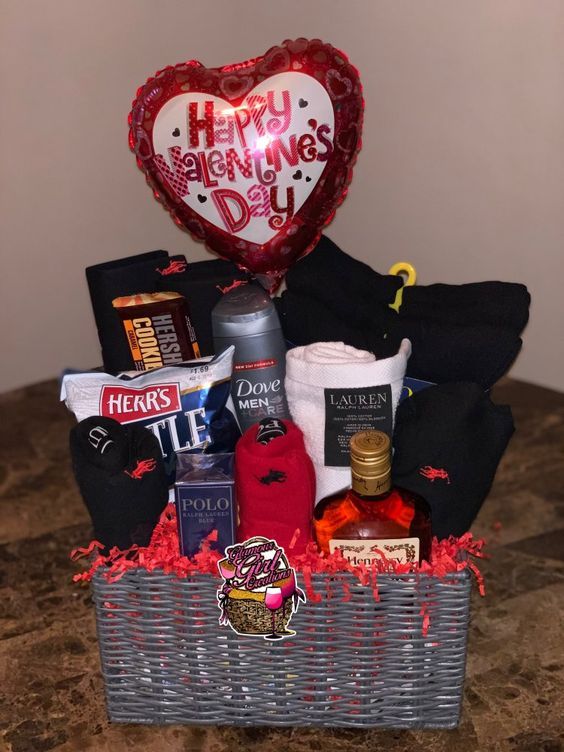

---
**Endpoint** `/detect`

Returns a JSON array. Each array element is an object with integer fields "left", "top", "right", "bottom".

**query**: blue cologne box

[{"left": 174, "top": 453, "right": 236, "bottom": 558}]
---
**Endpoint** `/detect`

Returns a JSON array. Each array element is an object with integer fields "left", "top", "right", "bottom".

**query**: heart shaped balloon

[{"left": 129, "top": 38, "right": 364, "bottom": 289}]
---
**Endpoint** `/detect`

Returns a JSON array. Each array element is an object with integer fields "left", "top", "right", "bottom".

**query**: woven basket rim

[{"left": 91, "top": 567, "right": 472, "bottom": 588}]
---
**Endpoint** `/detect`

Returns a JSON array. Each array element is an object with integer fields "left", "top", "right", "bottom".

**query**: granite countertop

[{"left": 1, "top": 379, "right": 563, "bottom": 752}]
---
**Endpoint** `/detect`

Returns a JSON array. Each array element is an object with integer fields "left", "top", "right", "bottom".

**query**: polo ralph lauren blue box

[{"left": 174, "top": 453, "right": 236, "bottom": 558}]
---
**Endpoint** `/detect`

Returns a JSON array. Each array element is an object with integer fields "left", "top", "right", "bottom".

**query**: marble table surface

[{"left": 1, "top": 379, "right": 563, "bottom": 752}]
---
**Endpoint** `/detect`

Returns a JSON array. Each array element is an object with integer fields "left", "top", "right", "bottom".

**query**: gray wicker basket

[{"left": 92, "top": 568, "right": 471, "bottom": 728}]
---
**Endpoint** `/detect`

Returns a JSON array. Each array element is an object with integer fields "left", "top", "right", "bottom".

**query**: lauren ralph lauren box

[{"left": 174, "top": 453, "right": 236, "bottom": 557}]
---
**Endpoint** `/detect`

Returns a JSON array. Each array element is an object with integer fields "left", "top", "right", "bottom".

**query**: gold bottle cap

[{"left": 350, "top": 430, "right": 391, "bottom": 495}]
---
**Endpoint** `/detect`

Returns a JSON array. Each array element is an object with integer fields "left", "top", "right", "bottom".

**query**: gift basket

[
  {"left": 87, "top": 533, "right": 477, "bottom": 728},
  {"left": 64, "top": 38, "right": 529, "bottom": 729}
]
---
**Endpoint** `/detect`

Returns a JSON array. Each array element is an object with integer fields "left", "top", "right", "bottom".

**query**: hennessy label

[
  {"left": 329, "top": 537, "right": 420, "bottom": 566},
  {"left": 324, "top": 385, "right": 393, "bottom": 466}
]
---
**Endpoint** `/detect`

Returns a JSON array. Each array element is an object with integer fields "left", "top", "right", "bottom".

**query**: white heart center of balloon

[{"left": 152, "top": 72, "right": 334, "bottom": 245}]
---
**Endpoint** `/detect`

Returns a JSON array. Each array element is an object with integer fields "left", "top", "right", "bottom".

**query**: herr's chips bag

[{"left": 61, "top": 347, "right": 239, "bottom": 482}]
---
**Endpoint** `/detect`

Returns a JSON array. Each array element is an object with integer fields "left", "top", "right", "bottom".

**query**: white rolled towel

[{"left": 285, "top": 340, "right": 411, "bottom": 504}]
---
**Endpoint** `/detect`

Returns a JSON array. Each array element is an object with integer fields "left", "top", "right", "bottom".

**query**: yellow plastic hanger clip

[{"left": 388, "top": 261, "right": 417, "bottom": 312}]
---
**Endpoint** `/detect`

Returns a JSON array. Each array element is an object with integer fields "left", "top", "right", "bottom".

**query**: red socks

[{"left": 235, "top": 420, "right": 316, "bottom": 556}]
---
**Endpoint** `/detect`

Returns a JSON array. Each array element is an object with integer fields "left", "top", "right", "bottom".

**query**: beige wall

[{"left": 1, "top": 0, "right": 563, "bottom": 393}]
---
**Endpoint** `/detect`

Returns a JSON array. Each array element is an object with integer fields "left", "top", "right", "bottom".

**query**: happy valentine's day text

[{"left": 153, "top": 89, "right": 333, "bottom": 233}]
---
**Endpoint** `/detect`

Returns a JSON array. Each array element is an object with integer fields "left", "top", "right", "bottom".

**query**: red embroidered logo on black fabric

[
  {"left": 157, "top": 259, "right": 187, "bottom": 275},
  {"left": 216, "top": 279, "right": 248, "bottom": 295},
  {"left": 419, "top": 466, "right": 451, "bottom": 484},
  {"left": 125, "top": 458, "right": 157, "bottom": 479}
]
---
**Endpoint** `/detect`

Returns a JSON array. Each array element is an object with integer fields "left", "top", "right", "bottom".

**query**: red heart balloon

[{"left": 129, "top": 38, "right": 364, "bottom": 290}]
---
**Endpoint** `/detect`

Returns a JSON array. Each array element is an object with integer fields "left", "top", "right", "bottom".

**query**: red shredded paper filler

[{"left": 71, "top": 504, "right": 486, "bottom": 601}]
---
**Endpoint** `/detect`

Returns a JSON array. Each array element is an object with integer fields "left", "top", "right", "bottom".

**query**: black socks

[
  {"left": 70, "top": 416, "right": 169, "bottom": 552},
  {"left": 392, "top": 383, "right": 515, "bottom": 539}
]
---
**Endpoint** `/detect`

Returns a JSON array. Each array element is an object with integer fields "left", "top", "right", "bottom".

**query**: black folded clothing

[
  {"left": 384, "top": 313, "right": 523, "bottom": 389},
  {"left": 70, "top": 416, "right": 169, "bottom": 552},
  {"left": 392, "top": 382, "right": 514, "bottom": 539},
  {"left": 86, "top": 251, "right": 168, "bottom": 373},
  {"left": 285, "top": 234, "right": 530, "bottom": 336},
  {"left": 279, "top": 234, "right": 529, "bottom": 388},
  {"left": 400, "top": 281, "right": 530, "bottom": 332},
  {"left": 155, "top": 255, "right": 249, "bottom": 356},
  {"left": 276, "top": 289, "right": 522, "bottom": 389},
  {"left": 86, "top": 251, "right": 250, "bottom": 371},
  {"left": 275, "top": 290, "right": 398, "bottom": 357},
  {"left": 286, "top": 234, "right": 402, "bottom": 311}
]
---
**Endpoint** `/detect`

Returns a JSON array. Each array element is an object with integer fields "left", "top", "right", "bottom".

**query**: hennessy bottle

[{"left": 313, "top": 430, "right": 432, "bottom": 565}]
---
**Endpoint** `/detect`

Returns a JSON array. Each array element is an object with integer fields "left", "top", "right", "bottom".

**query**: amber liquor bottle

[{"left": 313, "top": 430, "right": 432, "bottom": 565}]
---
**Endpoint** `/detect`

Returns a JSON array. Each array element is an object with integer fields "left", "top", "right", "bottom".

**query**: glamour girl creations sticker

[{"left": 217, "top": 536, "right": 305, "bottom": 640}]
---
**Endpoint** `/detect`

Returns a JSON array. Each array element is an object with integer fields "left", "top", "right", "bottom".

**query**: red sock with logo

[{"left": 235, "top": 420, "right": 316, "bottom": 556}]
